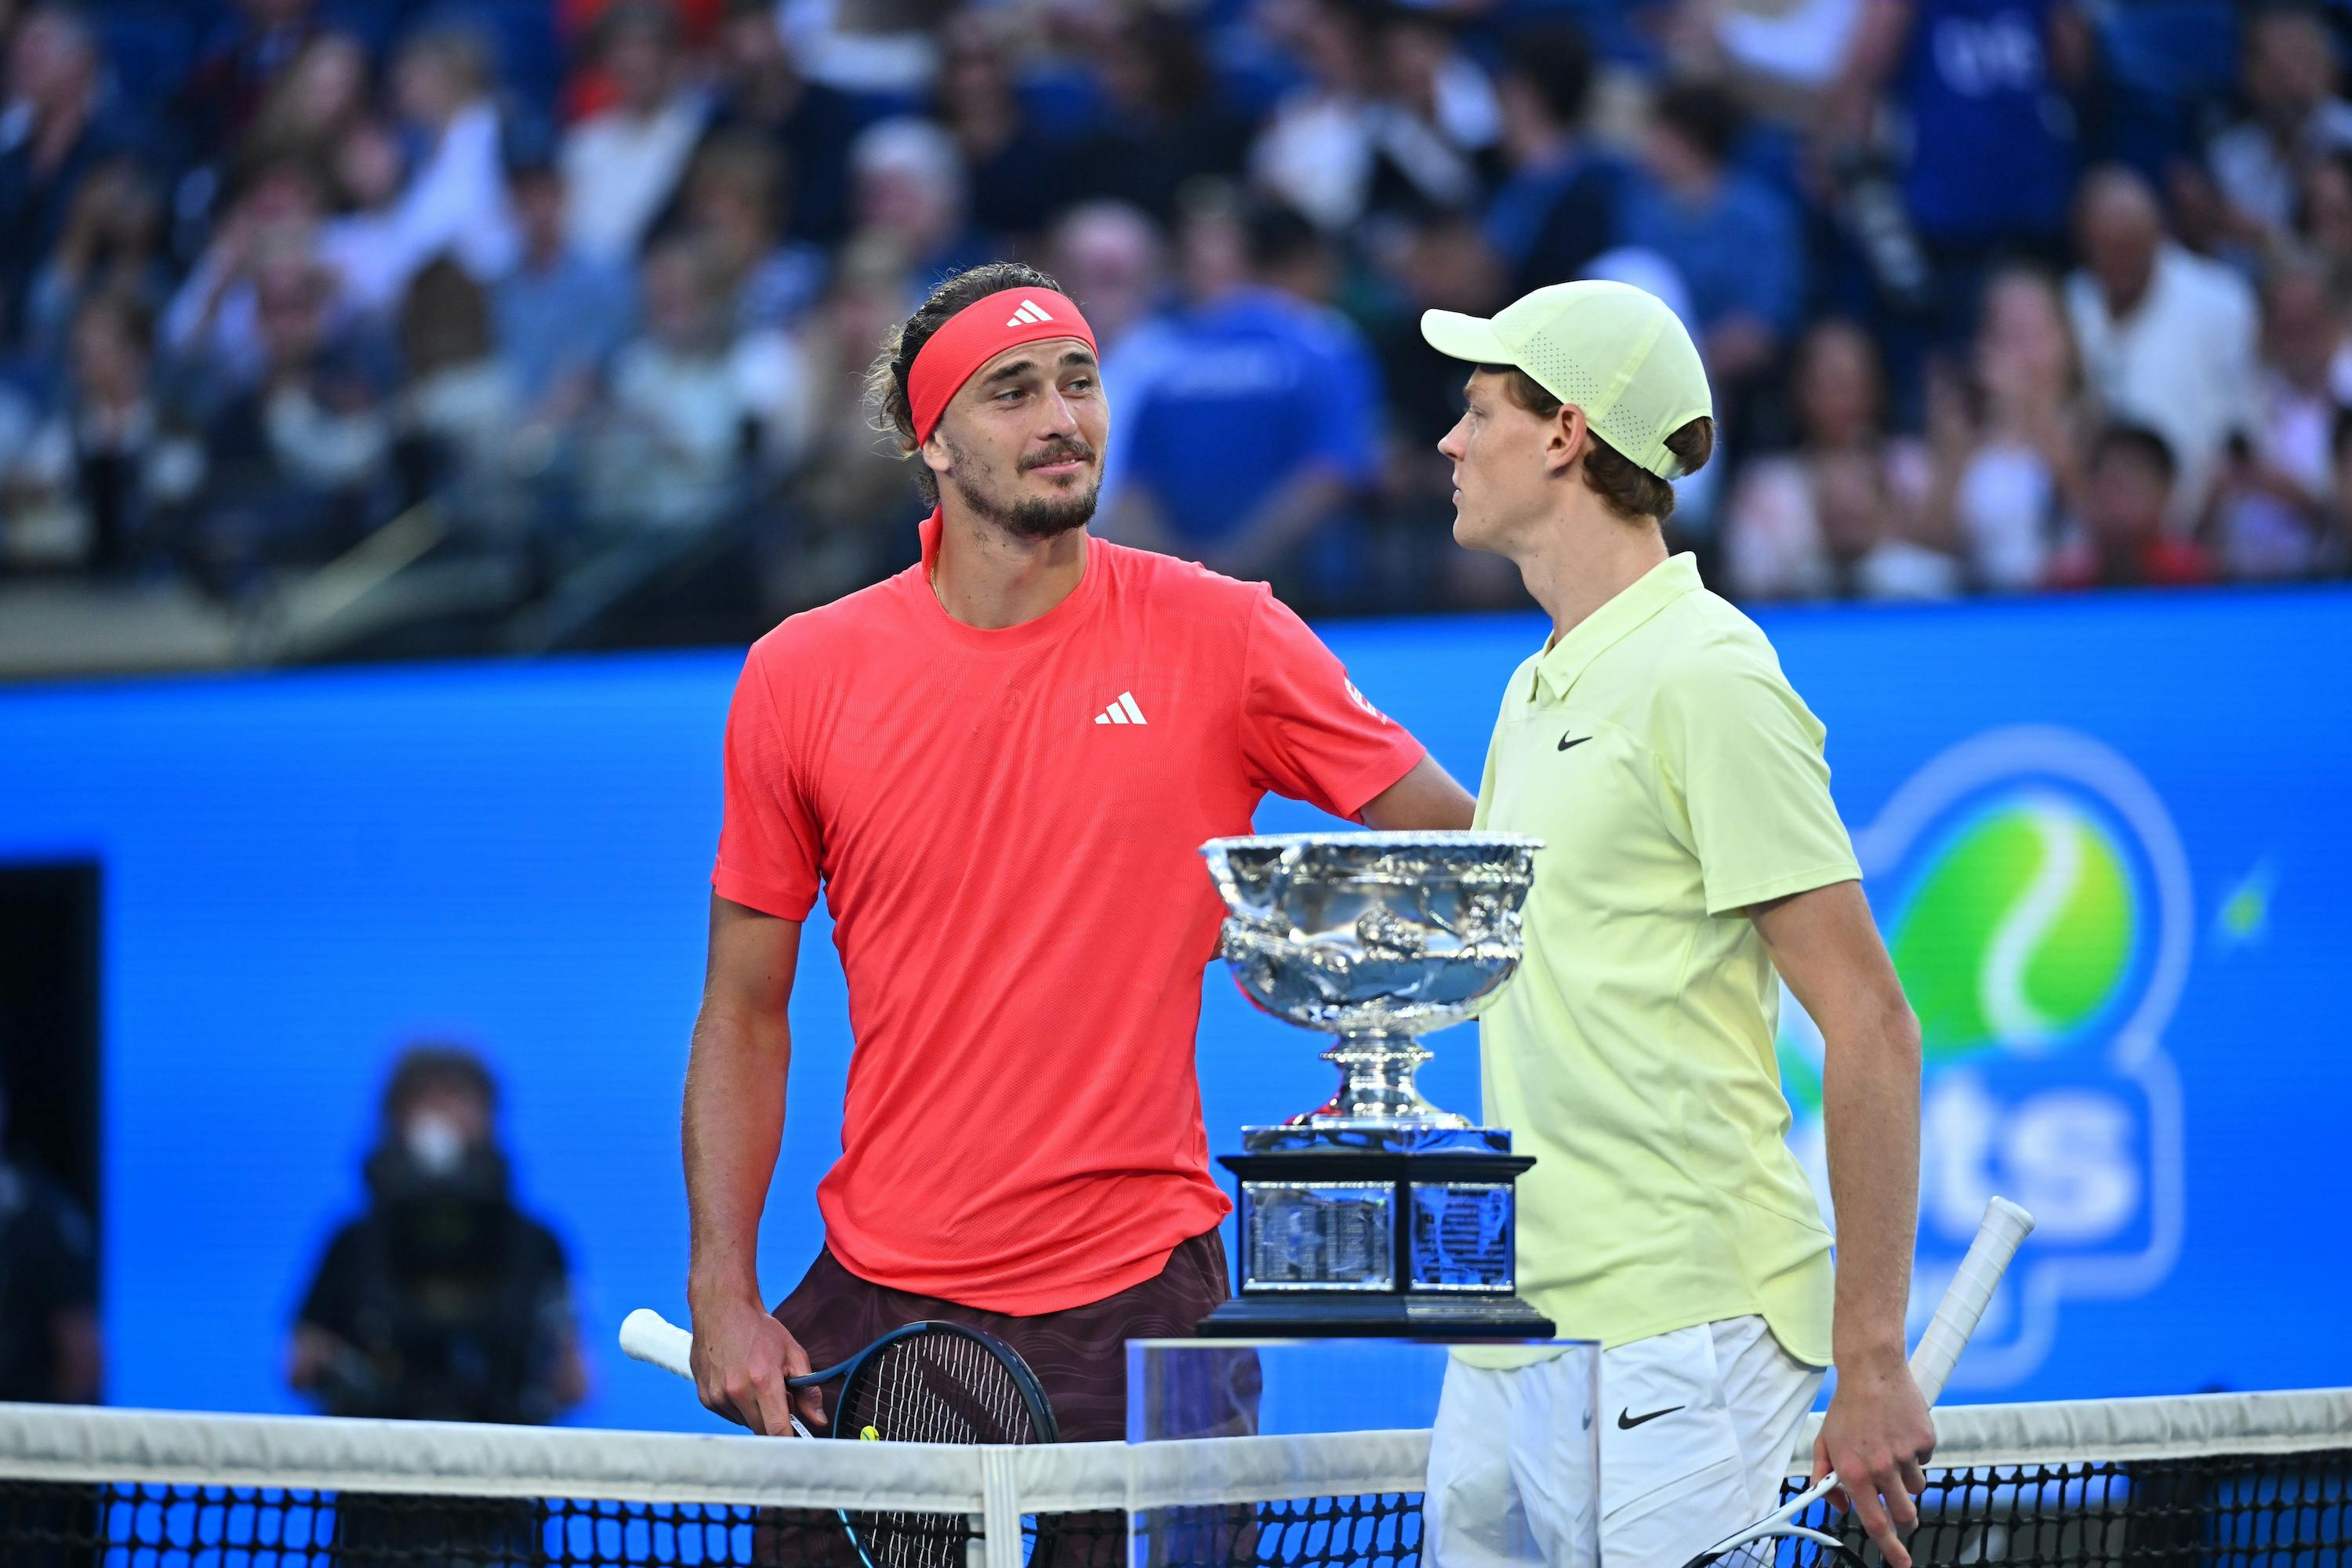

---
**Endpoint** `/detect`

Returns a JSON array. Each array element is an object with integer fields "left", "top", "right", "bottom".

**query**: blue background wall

[{"left": 1, "top": 586, "right": 2345, "bottom": 1431}]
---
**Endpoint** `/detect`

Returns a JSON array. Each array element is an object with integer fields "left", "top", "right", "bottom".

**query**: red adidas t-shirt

[{"left": 713, "top": 519, "right": 1426, "bottom": 1313}]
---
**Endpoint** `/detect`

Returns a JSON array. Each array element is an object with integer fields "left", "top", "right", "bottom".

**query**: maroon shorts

[{"left": 771, "top": 1229, "right": 1243, "bottom": 1443}]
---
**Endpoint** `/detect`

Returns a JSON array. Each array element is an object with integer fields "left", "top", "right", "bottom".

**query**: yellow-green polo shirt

[{"left": 1461, "top": 554, "right": 1854, "bottom": 1370}]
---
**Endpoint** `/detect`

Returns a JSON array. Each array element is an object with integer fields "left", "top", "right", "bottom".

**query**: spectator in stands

[
  {"left": 0, "top": 8, "right": 129, "bottom": 346},
  {"left": 781, "top": 0, "right": 954, "bottom": 100},
  {"left": 1065, "top": 12, "right": 1253, "bottom": 223},
  {"left": 1372, "top": 205, "right": 1505, "bottom": 484},
  {"left": 163, "top": 157, "right": 339, "bottom": 397},
  {"left": 1250, "top": 0, "right": 1481, "bottom": 234},
  {"left": 379, "top": 27, "right": 520, "bottom": 285},
  {"left": 701, "top": 0, "right": 864, "bottom": 248},
  {"left": 312, "top": 118, "right": 415, "bottom": 318},
  {"left": 2207, "top": 257, "right": 2341, "bottom": 579},
  {"left": 22, "top": 154, "right": 169, "bottom": 361},
  {"left": 0, "top": 1080, "right": 100, "bottom": 1404},
  {"left": 1665, "top": 0, "right": 1864, "bottom": 123},
  {"left": 1099, "top": 194, "right": 1381, "bottom": 593},
  {"left": 2299, "top": 150, "right": 2352, "bottom": 293},
  {"left": 1823, "top": 0, "right": 2086, "bottom": 286},
  {"left": 239, "top": 31, "right": 371, "bottom": 172},
  {"left": 290, "top": 1044, "right": 585, "bottom": 1425},
  {"left": 1723, "top": 318, "right": 1955, "bottom": 599},
  {"left": 1484, "top": 24, "right": 1618, "bottom": 301},
  {"left": 56, "top": 293, "right": 203, "bottom": 574},
  {"left": 1380, "top": 6, "right": 1503, "bottom": 191},
  {"left": 177, "top": 0, "right": 322, "bottom": 159},
  {"left": 845, "top": 117, "right": 991, "bottom": 286},
  {"left": 311, "top": 71, "right": 520, "bottom": 330},
  {"left": 0, "top": 362, "right": 78, "bottom": 569},
  {"left": 194, "top": 246, "right": 391, "bottom": 585},
  {"left": 588, "top": 236, "right": 766, "bottom": 532},
  {"left": 1366, "top": 204, "right": 1523, "bottom": 608},
  {"left": 495, "top": 147, "right": 637, "bottom": 421},
  {"left": 2207, "top": 2, "right": 2352, "bottom": 247},
  {"left": 1621, "top": 82, "right": 1802, "bottom": 391},
  {"left": 561, "top": 0, "right": 724, "bottom": 121},
  {"left": 931, "top": 13, "right": 1063, "bottom": 247},
  {"left": 6, "top": 0, "right": 2345, "bottom": 632},
  {"left": 1066, "top": 201, "right": 1175, "bottom": 523},
  {"left": 2326, "top": 401, "right": 2352, "bottom": 574},
  {"left": 2067, "top": 0, "right": 2237, "bottom": 183},
  {"left": 1047, "top": 201, "right": 1167, "bottom": 354},
  {"left": 561, "top": 2, "right": 710, "bottom": 264},
  {"left": 1922, "top": 263, "right": 2088, "bottom": 591},
  {"left": 765, "top": 234, "right": 921, "bottom": 608},
  {"left": 681, "top": 134, "right": 826, "bottom": 332},
  {"left": 2065, "top": 165, "right": 2259, "bottom": 523},
  {"left": 394, "top": 258, "right": 523, "bottom": 523},
  {"left": 2046, "top": 423, "right": 2215, "bottom": 587}
]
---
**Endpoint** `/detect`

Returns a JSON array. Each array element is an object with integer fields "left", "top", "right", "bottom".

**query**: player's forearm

[
  {"left": 683, "top": 1004, "right": 790, "bottom": 1312},
  {"left": 1820, "top": 996, "right": 1923, "bottom": 1368}
]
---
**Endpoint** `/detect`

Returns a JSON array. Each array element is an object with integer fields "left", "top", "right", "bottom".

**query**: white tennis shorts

[{"left": 1425, "top": 1316, "right": 1824, "bottom": 1566}]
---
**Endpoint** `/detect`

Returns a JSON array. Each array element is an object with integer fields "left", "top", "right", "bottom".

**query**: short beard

[{"left": 942, "top": 437, "right": 1100, "bottom": 539}]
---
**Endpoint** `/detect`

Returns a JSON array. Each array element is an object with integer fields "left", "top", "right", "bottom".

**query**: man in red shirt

[{"left": 684, "top": 262, "right": 1473, "bottom": 1440}]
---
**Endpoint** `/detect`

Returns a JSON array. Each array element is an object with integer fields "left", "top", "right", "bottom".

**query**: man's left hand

[{"left": 1813, "top": 1354, "right": 1936, "bottom": 1568}]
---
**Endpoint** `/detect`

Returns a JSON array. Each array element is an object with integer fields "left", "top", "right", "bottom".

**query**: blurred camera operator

[
  {"left": 0, "top": 1080, "right": 102, "bottom": 1405},
  {"left": 287, "top": 1044, "right": 586, "bottom": 1424}
]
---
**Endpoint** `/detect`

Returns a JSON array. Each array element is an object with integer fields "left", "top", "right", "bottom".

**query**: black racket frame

[{"left": 789, "top": 1319, "right": 1061, "bottom": 1444}]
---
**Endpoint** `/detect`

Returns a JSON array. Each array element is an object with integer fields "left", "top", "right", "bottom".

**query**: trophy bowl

[{"left": 1201, "top": 831, "right": 1543, "bottom": 1128}]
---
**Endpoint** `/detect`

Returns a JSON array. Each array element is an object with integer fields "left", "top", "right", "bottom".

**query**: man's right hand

[{"left": 689, "top": 1298, "right": 827, "bottom": 1436}]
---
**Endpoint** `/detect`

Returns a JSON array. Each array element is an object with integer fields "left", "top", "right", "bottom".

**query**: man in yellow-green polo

[{"left": 1417, "top": 281, "right": 1935, "bottom": 1568}]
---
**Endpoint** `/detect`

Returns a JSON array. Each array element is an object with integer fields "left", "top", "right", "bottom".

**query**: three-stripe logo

[
  {"left": 1005, "top": 299, "right": 1057, "bottom": 328},
  {"left": 1093, "top": 691, "right": 1147, "bottom": 725}
]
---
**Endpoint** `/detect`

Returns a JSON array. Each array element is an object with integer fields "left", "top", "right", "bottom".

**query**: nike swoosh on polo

[
  {"left": 1558, "top": 735, "right": 1592, "bottom": 751},
  {"left": 1617, "top": 1404, "right": 1683, "bottom": 1429}
]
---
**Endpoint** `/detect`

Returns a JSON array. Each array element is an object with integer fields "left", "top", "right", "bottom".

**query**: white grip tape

[
  {"left": 620, "top": 1308, "right": 696, "bottom": 1381},
  {"left": 1907, "top": 1197, "right": 2034, "bottom": 1406}
]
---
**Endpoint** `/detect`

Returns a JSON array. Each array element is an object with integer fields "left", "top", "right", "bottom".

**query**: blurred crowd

[{"left": 5, "top": 0, "right": 2352, "bottom": 640}]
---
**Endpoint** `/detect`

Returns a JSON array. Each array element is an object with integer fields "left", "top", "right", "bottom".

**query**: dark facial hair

[{"left": 944, "top": 434, "right": 1101, "bottom": 538}]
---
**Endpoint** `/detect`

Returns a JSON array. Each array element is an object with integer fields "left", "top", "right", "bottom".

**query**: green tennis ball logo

[{"left": 1888, "top": 793, "right": 2135, "bottom": 1059}]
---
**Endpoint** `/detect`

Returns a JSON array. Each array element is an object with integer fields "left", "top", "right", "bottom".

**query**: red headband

[{"left": 907, "top": 289, "right": 1098, "bottom": 448}]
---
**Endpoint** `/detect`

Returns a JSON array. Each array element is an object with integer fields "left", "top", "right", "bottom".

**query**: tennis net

[{"left": 0, "top": 1386, "right": 2344, "bottom": 1568}]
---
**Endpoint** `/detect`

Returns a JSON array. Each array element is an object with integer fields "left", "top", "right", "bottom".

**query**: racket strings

[
  {"left": 846, "top": 1332, "right": 1037, "bottom": 1445},
  {"left": 836, "top": 1330, "right": 1046, "bottom": 1568}
]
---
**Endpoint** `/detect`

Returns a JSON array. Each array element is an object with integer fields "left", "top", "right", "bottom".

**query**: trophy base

[
  {"left": 1196, "top": 1292, "right": 1555, "bottom": 1339},
  {"left": 1199, "top": 1130, "right": 1555, "bottom": 1341}
]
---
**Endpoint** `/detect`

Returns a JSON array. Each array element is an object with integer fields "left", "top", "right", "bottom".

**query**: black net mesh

[
  {"left": 0, "top": 1482, "right": 1425, "bottom": 1568},
  {"left": 0, "top": 1485, "right": 980, "bottom": 1568},
  {"left": 2, "top": 1432, "right": 2344, "bottom": 1568},
  {"left": 1699, "top": 1446, "right": 2352, "bottom": 1566}
]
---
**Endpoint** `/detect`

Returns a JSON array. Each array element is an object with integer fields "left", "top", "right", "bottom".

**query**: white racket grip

[
  {"left": 1907, "top": 1197, "right": 2034, "bottom": 1406},
  {"left": 620, "top": 1308, "right": 696, "bottom": 1381}
]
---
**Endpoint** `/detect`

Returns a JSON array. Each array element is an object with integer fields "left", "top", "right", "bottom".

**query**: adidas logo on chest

[{"left": 1092, "top": 691, "right": 1148, "bottom": 725}]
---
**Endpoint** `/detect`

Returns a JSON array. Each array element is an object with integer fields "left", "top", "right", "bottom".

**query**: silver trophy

[{"left": 1196, "top": 832, "right": 1555, "bottom": 1338}]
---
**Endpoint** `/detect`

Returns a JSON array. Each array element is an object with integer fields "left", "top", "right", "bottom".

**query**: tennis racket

[
  {"left": 621, "top": 1310, "right": 1059, "bottom": 1568},
  {"left": 1681, "top": 1196, "right": 2035, "bottom": 1567}
]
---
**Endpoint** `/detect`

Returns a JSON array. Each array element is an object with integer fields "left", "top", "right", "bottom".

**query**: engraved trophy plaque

[{"left": 1196, "top": 832, "right": 1554, "bottom": 1338}]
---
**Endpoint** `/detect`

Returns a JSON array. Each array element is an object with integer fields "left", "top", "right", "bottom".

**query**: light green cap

[{"left": 1421, "top": 279, "right": 1713, "bottom": 479}]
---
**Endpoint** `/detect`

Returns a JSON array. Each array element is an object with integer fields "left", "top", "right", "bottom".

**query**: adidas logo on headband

[{"left": 1005, "top": 299, "right": 1056, "bottom": 328}]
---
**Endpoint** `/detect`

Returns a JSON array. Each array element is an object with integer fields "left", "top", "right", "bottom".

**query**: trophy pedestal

[{"left": 1196, "top": 1125, "right": 1555, "bottom": 1340}]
